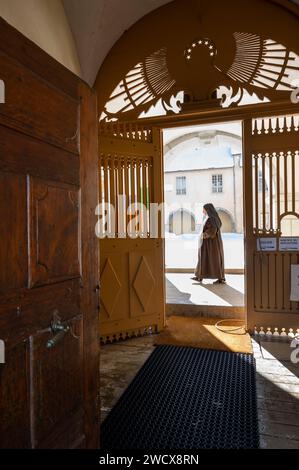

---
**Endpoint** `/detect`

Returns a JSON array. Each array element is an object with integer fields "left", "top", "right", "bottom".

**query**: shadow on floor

[
  {"left": 197, "top": 281, "right": 245, "bottom": 307},
  {"left": 166, "top": 276, "right": 245, "bottom": 307},
  {"left": 255, "top": 337, "right": 299, "bottom": 376},
  {"left": 253, "top": 339, "right": 299, "bottom": 448},
  {"left": 166, "top": 277, "right": 194, "bottom": 304}
]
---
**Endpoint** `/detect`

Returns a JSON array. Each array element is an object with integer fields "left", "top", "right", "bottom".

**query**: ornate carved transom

[{"left": 98, "top": 1, "right": 299, "bottom": 122}]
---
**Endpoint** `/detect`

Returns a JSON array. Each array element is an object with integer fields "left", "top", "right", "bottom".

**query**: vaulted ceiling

[
  {"left": 62, "top": 0, "right": 299, "bottom": 86},
  {"left": 62, "top": 0, "right": 172, "bottom": 85}
]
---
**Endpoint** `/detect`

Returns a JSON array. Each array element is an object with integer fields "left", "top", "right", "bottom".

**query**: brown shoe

[{"left": 191, "top": 277, "right": 203, "bottom": 283}]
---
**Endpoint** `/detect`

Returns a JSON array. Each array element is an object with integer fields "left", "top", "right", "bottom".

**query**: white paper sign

[
  {"left": 279, "top": 237, "right": 299, "bottom": 252},
  {"left": 257, "top": 238, "right": 277, "bottom": 252},
  {"left": 290, "top": 265, "right": 299, "bottom": 301}
]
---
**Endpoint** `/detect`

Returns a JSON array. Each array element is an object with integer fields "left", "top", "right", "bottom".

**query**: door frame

[
  {"left": 160, "top": 116, "right": 247, "bottom": 322},
  {"left": 145, "top": 99, "right": 299, "bottom": 330}
]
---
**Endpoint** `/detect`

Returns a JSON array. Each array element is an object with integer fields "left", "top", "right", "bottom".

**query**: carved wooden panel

[
  {"left": 100, "top": 255, "right": 124, "bottom": 321},
  {"left": 30, "top": 316, "right": 83, "bottom": 448},
  {"left": 96, "top": 0, "right": 299, "bottom": 121},
  {"left": 253, "top": 252, "right": 299, "bottom": 314},
  {"left": 0, "top": 342, "right": 30, "bottom": 448},
  {"left": 129, "top": 251, "right": 156, "bottom": 317},
  {"left": 245, "top": 112, "right": 299, "bottom": 332},
  {"left": 251, "top": 114, "right": 299, "bottom": 236},
  {"left": 99, "top": 125, "right": 164, "bottom": 342},
  {"left": 99, "top": 239, "right": 163, "bottom": 341},
  {"left": 100, "top": 247, "right": 158, "bottom": 320},
  {"left": 0, "top": 171, "right": 27, "bottom": 293},
  {"left": 99, "top": 151, "right": 153, "bottom": 238},
  {"left": 100, "top": 238, "right": 164, "bottom": 342},
  {"left": 28, "top": 177, "right": 80, "bottom": 287}
]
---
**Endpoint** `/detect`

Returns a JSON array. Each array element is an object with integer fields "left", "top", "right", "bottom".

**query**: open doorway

[{"left": 163, "top": 121, "right": 245, "bottom": 314}]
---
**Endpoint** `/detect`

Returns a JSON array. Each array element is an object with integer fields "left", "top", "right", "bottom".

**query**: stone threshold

[{"left": 166, "top": 303, "right": 245, "bottom": 319}]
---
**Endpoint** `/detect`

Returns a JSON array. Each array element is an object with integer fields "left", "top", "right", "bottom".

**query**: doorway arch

[
  {"left": 169, "top": 209, "right": 196, "bottom": 235},
  {"left": 95, "top": 0, "right": 299, "bottom": 122},
  {"left": 97, "top": 0, "right": 299, "bottom": 336},
  {"left": 217, "top": 208, "right": 235, "bottom": 233}
]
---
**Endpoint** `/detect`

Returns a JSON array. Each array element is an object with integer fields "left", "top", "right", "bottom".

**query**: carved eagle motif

[{"left": 100, "top": 32, "right": 299, "bottom": 122}]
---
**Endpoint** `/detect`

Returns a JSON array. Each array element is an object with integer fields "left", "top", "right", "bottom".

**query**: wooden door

[
  {"left": 98, "top": 123, "right": 165, "bottom": 342},
  {"left": 244, "top": 111, "right": 299, "bottom": 334},
  {"left": 0, "top": 19, "right": 99, "bottom": 448}
]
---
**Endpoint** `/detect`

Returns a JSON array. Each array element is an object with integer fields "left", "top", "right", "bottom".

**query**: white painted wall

[{"left": 0, "top": 0, "right": 81, "bottom": 76}]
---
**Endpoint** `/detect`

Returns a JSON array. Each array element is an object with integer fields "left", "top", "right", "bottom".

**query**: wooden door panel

[
  {"left": 0, "top": 53, "right": 79, "bottom": 154},
  {"left": 0, "top": 280, "right": 81, "bottom": 345},
  {"left": 28, "top": 177, "right": 80, "bottom": 288},
  {"left": 253, "top": 252, "right": 299, "bottom": 314},
  {"left": 100, "top": 239, "right": 164, "bottom": 340},
  {"left": 100, "top": 251, "right": 127, "bottom": 322},
  {"left": 99, "top": 124, "right": 165, "bottom": 342},
  {"left": 245, "top": 112, "right": 299, "bottom": 332},
  {"left": 129, "top": 247, "right": 157, "bottom": 318},
  {"left": 0, "top": 171, "right": 27, "bottom": 293},
  {"left": 39, "top": 409, "right": 85, "bottom": 449},
  {"left": 0, "top": 125, "right": 79, "bottom": 186},
  {"left": 0, "top": 342, "right": 30, "bottom": 448},
  {"left": 30, "top": 316, "right": 83, "bottom": 448},
  {"left": 0, "top": 19, "right": 99, "bottom": 448}
]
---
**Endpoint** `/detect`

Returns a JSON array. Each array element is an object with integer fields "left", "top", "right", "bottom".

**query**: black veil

[{"left": 203, "top": 203, "right": 222, "bottom": 230}]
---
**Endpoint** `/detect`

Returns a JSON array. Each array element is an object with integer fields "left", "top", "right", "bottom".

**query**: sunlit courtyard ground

[
  {"left": 165, "top": 232, "right": 244, "bottom": 270},
  {"left": 166, "top": 273, "right": 245, "bottom": 307},
  {"left": 165, "top": 232, "right": 244, "bottom": 307}
]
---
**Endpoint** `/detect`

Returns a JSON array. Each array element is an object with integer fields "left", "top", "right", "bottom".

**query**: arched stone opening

[
  {"left": 96, "top": 0, "right": 299, "bottom": 335},
  {"left": 280, "top": 214, "right": 299, "bottom": 236},
  {"left": 216, "top": 208, "right": 235, "bottom": 233},
  {"left": 169, "top": 209, "right": 196, "bottom": 235}
]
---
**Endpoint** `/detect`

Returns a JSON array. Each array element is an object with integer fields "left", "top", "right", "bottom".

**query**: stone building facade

[{"left": 164, "top": 124, "right": 243, "bottom": 234}]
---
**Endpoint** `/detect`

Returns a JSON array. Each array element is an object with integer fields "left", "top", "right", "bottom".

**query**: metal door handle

[{"left": 46, "top": 319, "right": 70, "bottom": 349}]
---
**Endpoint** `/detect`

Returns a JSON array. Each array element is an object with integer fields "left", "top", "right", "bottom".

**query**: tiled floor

[
  {"left": 166, "top": 273, "right": 245, "bottom": 307},
  {"left": 253, "top": 338, "right": 299, "bottom": 448},
  {"left": 100, "top": 333, "right": 299, "bottom": 449},
  {"left": 100, "top": 336, "right": 156, "bottom": 423}
]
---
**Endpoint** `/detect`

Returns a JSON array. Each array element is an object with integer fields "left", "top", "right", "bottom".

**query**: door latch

[{"left": 46, "top": 318, "right": 70, "bottom": 349}]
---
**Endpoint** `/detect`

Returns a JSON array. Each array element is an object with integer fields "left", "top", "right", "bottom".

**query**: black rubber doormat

[{"left": 101, "top": 345, "right": 259, "bottom": 449}]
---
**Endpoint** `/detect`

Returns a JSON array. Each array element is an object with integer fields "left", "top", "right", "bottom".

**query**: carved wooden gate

[
  {"left": 244, "top": 111, "right": 299, "bottom": 334},
  {"left": 98, "top": 123, "right": 165, "bottom": 342}
]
